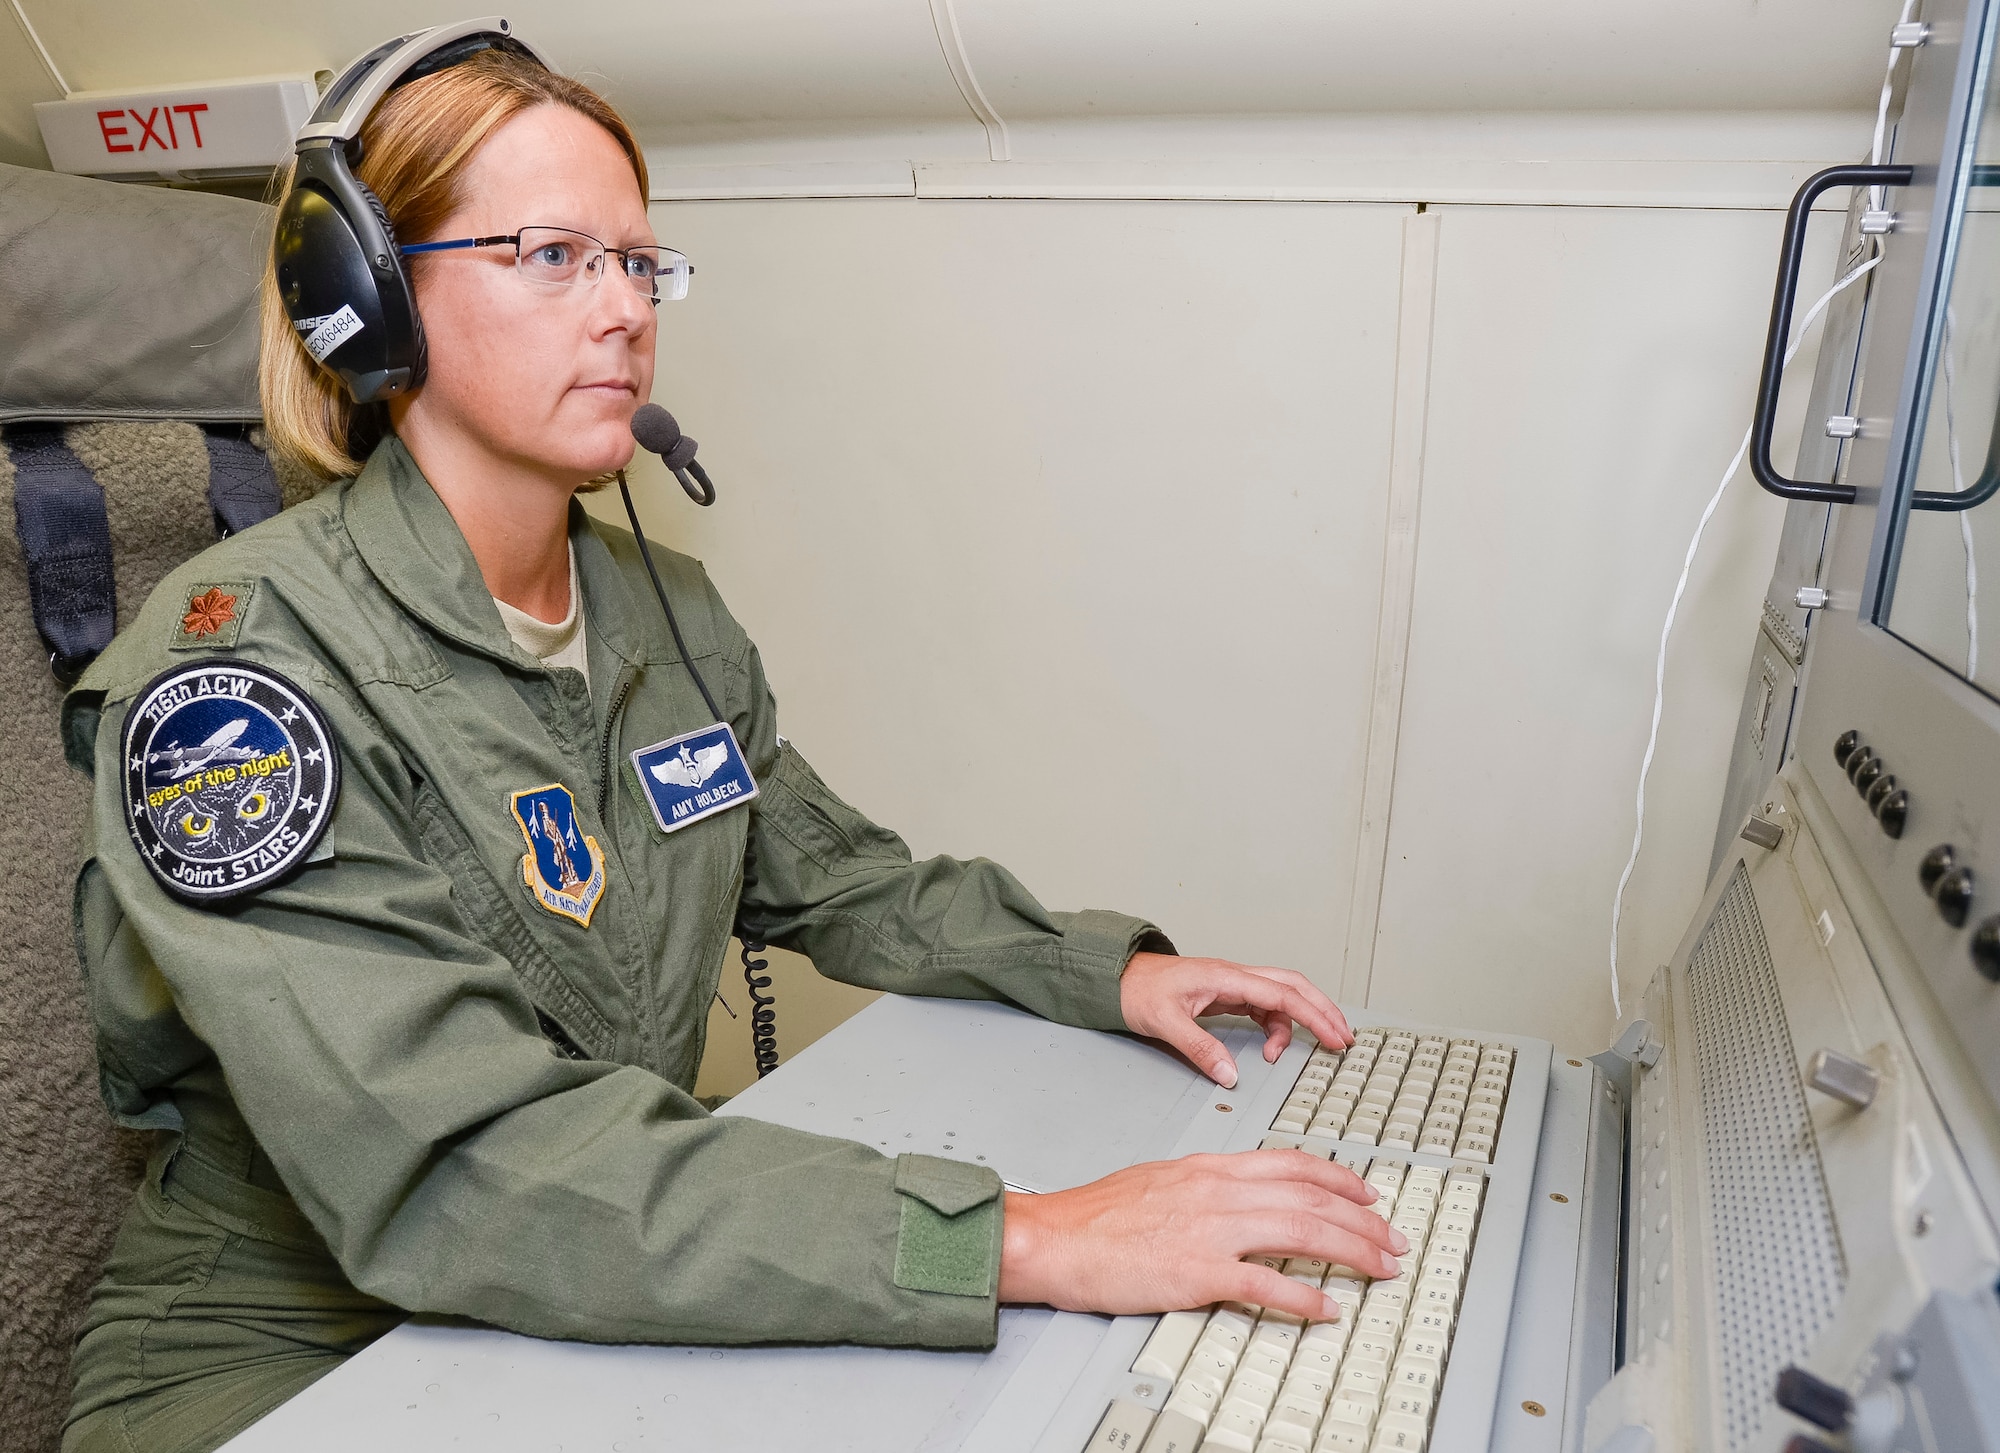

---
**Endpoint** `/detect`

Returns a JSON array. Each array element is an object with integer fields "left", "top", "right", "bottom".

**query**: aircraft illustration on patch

[
  {"left": 146, "top": 718, "right": 265, "bottom": 779},
  {"left": 649, "top": 741, "right": 731, "bottom": 790}
]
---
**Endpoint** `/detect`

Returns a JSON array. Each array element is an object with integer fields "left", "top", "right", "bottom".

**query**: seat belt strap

[
  {"left": 8, "top": 426, "right": 116, "bottom": 685},
  {"left": 203, "top": 426, "right": 284, "bottom": 537}
]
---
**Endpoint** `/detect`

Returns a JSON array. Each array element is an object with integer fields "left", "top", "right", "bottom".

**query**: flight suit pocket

[
  {"left": 761, "top": 744, "right": 911, "bottom": 877},
  {"left": 408, "top": 779, "right": 616, "bottom": 1059}
]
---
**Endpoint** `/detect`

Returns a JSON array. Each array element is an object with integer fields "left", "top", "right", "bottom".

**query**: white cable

[
  {"left": 7, "top": 0, "right": 68, "bottom": 96},
  {"left": 1607, "top": 253, "right": 1882, "bottom": 1018},
  {"left": 1942, "top": 312, "right": 1979, "bottom": 677},
  {"left": 1871, "top": 0, "right": 1920, "bottom": 206}
]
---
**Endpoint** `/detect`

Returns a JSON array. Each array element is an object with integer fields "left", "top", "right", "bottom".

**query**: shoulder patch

[
  {"left": 122, "top": 659, "right": 339, "bottom": 904},
  {"left": 169, "top": 581, "right": 256, "bottom": 651},
  {"left": 509, "top": 784, "right": 605, "bottom": 926}
]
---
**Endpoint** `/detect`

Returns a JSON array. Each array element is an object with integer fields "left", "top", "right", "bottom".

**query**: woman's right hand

[{"left": 995, "top": 1149, "right": 1407, "bottom": 1322}]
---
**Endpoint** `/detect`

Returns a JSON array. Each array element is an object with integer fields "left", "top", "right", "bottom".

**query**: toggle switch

[
  {"left": 1805, "top": 1049, "right": 1878, "bottom": 1111},
  {"left": 1972, "top": 916, "right": 2000, "bottom": 983},
  {"left": 1774, "top": 1364, "right": 1855, "bottom": 1432},
  {"left": 1936, "top": 866, "right": 1976, "bottom": 928},
  {"left": 1741, "top": 816, "right": 1784, "bottom": 851}
]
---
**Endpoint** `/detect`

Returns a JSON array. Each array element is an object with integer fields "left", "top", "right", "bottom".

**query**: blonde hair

[{"left": 258, "top": 51, "right": 649, "bottom": 479}]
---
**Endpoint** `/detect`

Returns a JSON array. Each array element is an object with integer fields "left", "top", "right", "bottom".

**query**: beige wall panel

[
  {"left": 600, "top": 197, "right": 1409, "bottom": 989},
  {"left": 1366, "top": 205, "right": 1835, "bottom": 1055}
]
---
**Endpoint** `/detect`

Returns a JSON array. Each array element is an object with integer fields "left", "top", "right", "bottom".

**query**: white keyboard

[{"left": 1076, "top": 1029, "right": 1526, "bottom": 1453}]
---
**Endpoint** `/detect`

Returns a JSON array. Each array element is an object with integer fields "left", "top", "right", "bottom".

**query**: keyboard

[{"left": 1079, "top": 1029, "right": 1523, "bottom": 1453}]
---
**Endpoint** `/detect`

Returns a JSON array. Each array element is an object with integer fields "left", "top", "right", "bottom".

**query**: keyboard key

[
  {"left": 1383, "top": 1386, "right": 1434, "bottom": 1421},
  {"left": 1324, "top": 1393, "right": 1380, "bottom": 1428},
  {"left": 1164, "top": 1380, "right": 1219, "bottom": 1429},
  {"left": 1204, "top": 1402, "right": 1269, "bottom": 1452},
  {"left": 1284, "top": 1356, "right": 1340, "bottom": 1402},
  {"left": 1138, "top": 1407, "right": 1208, "bottom": 1453},
  {"left": 1086, "top": 1397, "right": 1157, "bottom": 1451},
  {"left": 1313, "top": 1424, "right": 1370, "bottom": 1453},
  {"left": 1242, "top": 1341, "right": 1292, "bottom": 1382},
  {"left": 1183, "top": 1343, "right": 1240, "bottom": 1396},
  {"left": 1253, "top": 1317, "right": 1304, "bottom": 1352},
  {"left": 1336, "top": 1362, "right": 1386, "bottom": 1399},
  {"left": 1390, "top": 1361, "right": 1438, "bottom": 1397},
  {"left": 1270, "top": 1389, "right": 1326, "bottom": 1431},
  {"left": 1223, "top": 1366, "right": 1281, "bottom": 1416},
  {"left": 1370, "top": 1411, "right": 1429, "bottom": 1451},
  {"left": 1206, "top": 1308, "right": 1258, "bottom": 1353},
  {"left": 1406, "top": 1304, "right": 1455, "bottom": 1338},
  {"left": 1258, "top": 1430, "right": 1313, "bottom": 1453},
  {"left": 1131, "top": 1308, "right": 1208, "bottom": 1379}
]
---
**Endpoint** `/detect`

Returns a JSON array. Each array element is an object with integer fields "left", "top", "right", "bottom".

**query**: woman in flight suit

[{"left": 60, "top": 40, "right": 1401, "bottom": 1453}]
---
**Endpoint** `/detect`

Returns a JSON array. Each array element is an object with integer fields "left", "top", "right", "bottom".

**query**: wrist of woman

[{"left": 997, "top": 1190, "right": 1053, "bottom": 1305}]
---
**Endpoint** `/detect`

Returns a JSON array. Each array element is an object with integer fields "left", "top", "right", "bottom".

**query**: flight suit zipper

[{"left": 597, "top": 672, "right": 636, "bottom": 816}]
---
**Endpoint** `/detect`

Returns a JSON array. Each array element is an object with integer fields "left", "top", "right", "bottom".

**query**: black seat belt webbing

[
  {"left": 202, "top": 426, "right": 284, "bottom": 537},
  {"left": 7, "top": 426, "right": 116, "bottom": 685}
]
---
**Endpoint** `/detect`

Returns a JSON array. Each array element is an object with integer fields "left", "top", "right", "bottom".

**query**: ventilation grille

[{"left": 1686, "top": 863, "right": 1846, "bottom": 1451}]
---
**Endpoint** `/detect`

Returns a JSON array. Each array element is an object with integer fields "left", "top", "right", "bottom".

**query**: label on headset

[
  {"left": 631, "top": 722, "right": 758, "bottom": 835},
  {"left": 297, "top": 304, "right": 364, "bottom": 362}
]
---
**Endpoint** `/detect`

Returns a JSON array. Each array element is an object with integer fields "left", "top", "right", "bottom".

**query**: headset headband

[{"left": 299, "top": 18, "right": 554, "bottom": 148}]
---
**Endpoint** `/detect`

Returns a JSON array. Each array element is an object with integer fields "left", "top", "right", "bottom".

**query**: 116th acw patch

[
  {"left": 122, "top": 659, "right": 339, "bottom": 904},
  {"left": 509, "top": 783, "right": 605, "bottom": 926}
]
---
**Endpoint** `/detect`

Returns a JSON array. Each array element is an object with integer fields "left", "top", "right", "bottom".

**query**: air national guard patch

[
  {"left": 631, "top": 722, "right": 758, "bottom": 835},
  {"left": 122, "top": 660, "right": 339, "bottom": 904},
  {"left": 509, "top": 784, "right": 605, "bottom": 926}
]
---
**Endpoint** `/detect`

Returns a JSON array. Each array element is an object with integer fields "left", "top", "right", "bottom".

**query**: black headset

[{"left": 274, "top": 18, "right": 554, "bottom": 405}]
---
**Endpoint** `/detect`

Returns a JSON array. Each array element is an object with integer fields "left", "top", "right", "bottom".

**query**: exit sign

[{"left": 36, "top": 77, "right": 317, "bottom": 179}]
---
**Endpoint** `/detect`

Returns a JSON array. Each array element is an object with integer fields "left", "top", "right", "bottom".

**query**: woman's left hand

[{"left": 1119, "top": 952, "right": 1353, "bottom": 1089}]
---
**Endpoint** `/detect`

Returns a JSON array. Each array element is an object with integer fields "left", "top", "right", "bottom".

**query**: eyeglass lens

[{"left": 515, "top": 227, "right": 689, "bottom": 302}]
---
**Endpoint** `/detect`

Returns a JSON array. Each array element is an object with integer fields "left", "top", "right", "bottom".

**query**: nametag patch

[
  {"left": 631, "top": 722, "right": 758, "bottom": 834},
  {"left": 122, "top": 659, "right": 339, "bottom": 904},
  {"left": 509, "top": 783, "right": 605, "bottom": 927}
]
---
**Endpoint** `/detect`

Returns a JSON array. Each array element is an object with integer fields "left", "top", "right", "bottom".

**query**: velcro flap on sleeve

[{"left": 893, "top": 1154, "right": 1003, "bottom": 1298}]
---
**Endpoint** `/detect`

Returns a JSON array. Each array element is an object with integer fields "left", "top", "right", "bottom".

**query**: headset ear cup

[{"left": 353, "top": 178, "right": 427, "bottom": 391}]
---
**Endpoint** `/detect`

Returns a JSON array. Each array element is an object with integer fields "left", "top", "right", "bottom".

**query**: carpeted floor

[{"left": 0, "top": 423, "right": 311, "bottom": 1453}]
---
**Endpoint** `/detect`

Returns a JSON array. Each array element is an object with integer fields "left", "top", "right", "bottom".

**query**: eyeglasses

[{"left": 399, "top": 225, "right": 691, "bottom": 304}]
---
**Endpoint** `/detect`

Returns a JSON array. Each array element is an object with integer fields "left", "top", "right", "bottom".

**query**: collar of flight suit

[{"left": 342, "top": 435, "right": 659, "bottom": 677}]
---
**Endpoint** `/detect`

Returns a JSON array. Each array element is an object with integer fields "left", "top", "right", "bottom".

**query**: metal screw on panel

[
  {"left": 1860, "top": 211, "right": 1897, "bottom": 235},
  {"left": 1891, "top": 20, "right": 1932, "bottom": 45},
  {"left": 1824, "top": 416, "right": 1860, "bottom": 439},
  {"left": 1521, "top": 1401, "right": 1546, "bottom": 1417},
  {"left": 1795, "top": 586, "right": 1831, "bottom": 608},
  {"left": 1805, "top": 1048, "right": 1879, "bottom": 1110}
]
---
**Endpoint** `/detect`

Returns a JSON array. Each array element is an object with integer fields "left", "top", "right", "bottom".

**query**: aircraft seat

[{"left": 0, "top": 163, "right": 304, "bottom": 1453}]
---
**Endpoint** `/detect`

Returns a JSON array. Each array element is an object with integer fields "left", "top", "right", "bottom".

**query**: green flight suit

[{"left": 60, "top": 438, "right": 1169, "bottom": 1453}]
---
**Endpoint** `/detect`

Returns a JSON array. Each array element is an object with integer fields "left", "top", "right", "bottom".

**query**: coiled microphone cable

[{"left": 621, "top": 413, "right": 778, "bottom": 1076}]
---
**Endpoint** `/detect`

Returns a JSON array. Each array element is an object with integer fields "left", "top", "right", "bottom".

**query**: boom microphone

[{"left": 630, "top": 403, "right": 715, "bottom": 505}]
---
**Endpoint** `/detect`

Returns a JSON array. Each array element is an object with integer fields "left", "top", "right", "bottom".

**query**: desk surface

[
  {"left": 219, "top": 997, "right": 1606, "bottom": 1453},
  {"left": 219, "top": 997, "right": 1279, "bottom": 1453}
]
